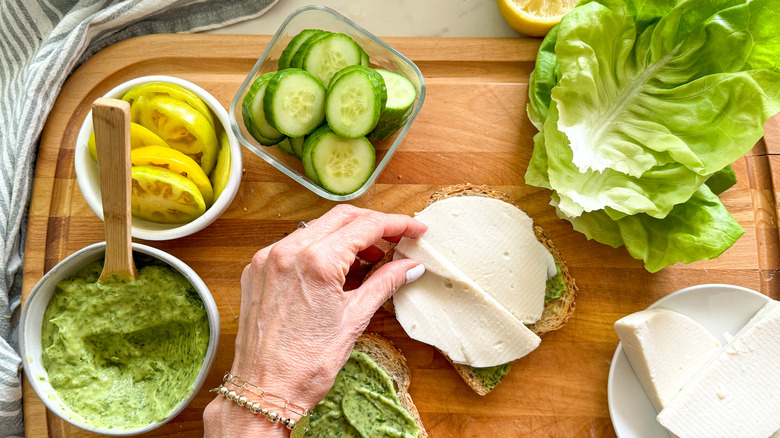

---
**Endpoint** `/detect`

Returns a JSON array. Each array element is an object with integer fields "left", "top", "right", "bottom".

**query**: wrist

[
  {"left": 229, "top": 359, "right": 330, "bottom": 411},
  {"left": 203, "top": 395, "right": 289, "bottom": 437},
  {"left": 207, "top": 372, "right": 312, "bottom": 433}
]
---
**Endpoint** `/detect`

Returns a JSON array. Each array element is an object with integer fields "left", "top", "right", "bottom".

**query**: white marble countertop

[{"left": 205, "top": 0, "right": 522, "bottom": 38}]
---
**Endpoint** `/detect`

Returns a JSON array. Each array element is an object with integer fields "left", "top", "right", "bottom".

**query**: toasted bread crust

[
  {"left": 446, "top": 361, "right": 505, "bottom": 396},
  {"left": 427, "top": 184, "right": 514, "bottom": 205},
  {"left": 366, "top": 184, "right": 577, "bottom": 395},
  {"left": 354, "top": 334, "right": 428, "bottom": 438},
  {"left": 529, "top": 225, "right": 577, "bottom": 335}
]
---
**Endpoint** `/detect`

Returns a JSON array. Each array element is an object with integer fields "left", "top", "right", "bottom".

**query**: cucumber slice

[
  {"left": 242, "top": 72, "right": 285, "bottom": 145},
  {"left": 277, "top": 137, "right": 295, "bottom": 156},
  {"left": 302, "top": 128, "right": 325, "bottom": 185},
  {"left": 304, "top": 125, "right": 375, "bottom": 195},
  {"left": 367, "top": 69, "right": 417, "bottom": 141},
  {"left": 375, "top": 69, "right": 417, "bottom": 119},
  {"left": 278, "top": 29, "right": 320, "bottom": 70},
  {"left": 289, "top": 135, "right": 305, "bottom": 159},
  {"left": 328, "top": 65, "right": 387, "bottom": 109},
  {"left": 302, "top": 33, "right": 364, "bottom": 86},
  {"left": 245, "top": 125, "right": 285, "bottom": 146},
  {"left": 290, "top": 30, "right": 331, "bottom": 69},
  {"left": 264, "top": 69, "right": 326, "bottom": 137},
  {"left": 360, "top": 49, "right": 370, "bottom": 67},
  {"left": 278, "top": 135, "right": 306, "bottom": 159},
  {"left": 325, "top": 66, "right": 386, "bottom": 138},
  {"left": 367, "top": 105, "right": 413, "bottom": 142}
]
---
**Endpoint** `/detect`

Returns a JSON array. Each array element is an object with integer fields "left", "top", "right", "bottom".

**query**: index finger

[
  {"left": 313, "top": 211, "right": 427, "bottom": 259},
  {"left": 287, "top": 204, "right": 389, "bottom": 248}
]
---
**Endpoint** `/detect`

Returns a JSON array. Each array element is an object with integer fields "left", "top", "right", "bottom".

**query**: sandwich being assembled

[{"left": 376, "top": 184, "right": 577, "bottom": 395}]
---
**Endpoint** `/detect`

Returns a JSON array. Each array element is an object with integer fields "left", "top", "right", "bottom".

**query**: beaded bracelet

[{"left": 211, "top": 372, "right": 310, "bottom": 431}]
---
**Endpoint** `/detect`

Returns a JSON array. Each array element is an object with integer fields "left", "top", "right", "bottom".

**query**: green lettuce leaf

[
  {"left": 525, "top": 131, "right": 552, "bottom": 189},
  {"left": 705, "top": 164, "right": 737, "bottom": 195},
  {"left": 525, "top": 0, "right": 686, "bottom": 130},
  {"left": 554, "top": 185, "right": 745, "bottom": 273},
  {"left": 526, "top": 0, "right": 753, "bottom": 127},
  {"left": 552, "top": 0, "right": 780, "bottom": 178},
  {"left": 542, "top": 102, "right": 708, "bottom": 219},
  {"left": 526, "top": 25, "right": 560, "bottom": 130}
]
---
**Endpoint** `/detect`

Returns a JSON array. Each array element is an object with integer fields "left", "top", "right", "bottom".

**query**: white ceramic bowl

[
  {"left": 75, "top": 75, "right": 242, "bottom": 241},
  {"left": 20, "top": 242, "right": 220, "bottom": 435}
]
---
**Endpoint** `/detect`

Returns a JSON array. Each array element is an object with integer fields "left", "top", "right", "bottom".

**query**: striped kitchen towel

[{"left": 0, "top": 0, "right": 277, "bottom": 435}]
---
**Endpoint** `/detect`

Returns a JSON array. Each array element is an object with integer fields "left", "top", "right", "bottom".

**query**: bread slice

[
  {"left": 293, "top": 334, "right": 427, "bottom": 437},
  {"left": 353, "top": 334, "right": 428, "bottom": 437},
  {"left": 367, "top": 184, "right": 577, "bottom": 395}
]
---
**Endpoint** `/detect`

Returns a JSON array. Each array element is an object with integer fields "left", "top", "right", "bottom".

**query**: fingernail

[{"left": 405, "top": 264, "right": 426, "bottom": 284}]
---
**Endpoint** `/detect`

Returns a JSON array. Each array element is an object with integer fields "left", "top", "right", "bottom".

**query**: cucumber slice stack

[
  {"left": 278, "top": 29, "right": 321, "bottom": 70},
  {"left": 242, "top": 72, "right": 285, "bottom": 145},
  {"left": 241, "top": 28, "right": 418, "bottom": 195}
]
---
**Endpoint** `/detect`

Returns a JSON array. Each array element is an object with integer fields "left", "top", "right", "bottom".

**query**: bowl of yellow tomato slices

[{"left": 75, "top": 75, "right": 243, "bottom": 240}]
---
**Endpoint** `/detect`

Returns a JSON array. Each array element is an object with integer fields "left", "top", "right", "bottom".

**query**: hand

[{"left": 203, "top": 204, "right": 427, "bottom": 436}]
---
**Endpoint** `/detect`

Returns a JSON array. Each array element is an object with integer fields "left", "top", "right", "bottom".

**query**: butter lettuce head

[{"left": 526, "top": 0, "right": 780, "bottom": 272}]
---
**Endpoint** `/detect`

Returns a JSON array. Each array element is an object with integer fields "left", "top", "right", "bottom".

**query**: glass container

[{"left": 229, "top": 5, "right": 425, "bottom": 201}]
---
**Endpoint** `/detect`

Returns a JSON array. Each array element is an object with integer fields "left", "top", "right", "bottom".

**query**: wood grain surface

[{"left": 21, "top": 34, "right": 780, "bottom": 438}]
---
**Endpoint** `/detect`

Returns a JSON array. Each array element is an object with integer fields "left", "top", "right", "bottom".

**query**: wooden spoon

[{"left": 93, "top": 98, "right": 138, "bottom": 282}]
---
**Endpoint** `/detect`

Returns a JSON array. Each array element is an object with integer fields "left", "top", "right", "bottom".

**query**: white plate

[{"left": 607, "top": 283, "right": 772, "bottom": 438}]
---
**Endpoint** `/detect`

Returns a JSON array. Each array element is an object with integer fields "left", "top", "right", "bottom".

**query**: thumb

[{"left": 348, "top": 259, "right": 425, "bottom": 318}]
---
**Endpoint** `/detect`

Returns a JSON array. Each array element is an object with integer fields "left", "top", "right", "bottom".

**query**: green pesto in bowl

[{"left": 41, "top": 257, "right": 209, "bottom": 430}]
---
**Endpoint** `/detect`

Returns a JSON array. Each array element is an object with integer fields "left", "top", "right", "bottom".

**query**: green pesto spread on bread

[
  {"left": 306, "top": 349, "right": 420, "bottom": 437},
  {"left": 544, "top": 261, "right": 566, "bottom": 303}
]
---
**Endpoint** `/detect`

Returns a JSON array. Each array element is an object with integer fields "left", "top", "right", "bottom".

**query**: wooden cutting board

[{"left": 22, "top": 34, "right": 780, "bottom": 438}]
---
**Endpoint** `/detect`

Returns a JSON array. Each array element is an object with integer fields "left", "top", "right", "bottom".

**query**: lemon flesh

[{"left": 497, "top": 0, "right": 578, "bottom": 37}]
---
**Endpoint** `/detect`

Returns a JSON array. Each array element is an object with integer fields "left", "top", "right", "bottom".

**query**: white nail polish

[{"left": 404, "top": 264, "right": 425, "bottom": 284}]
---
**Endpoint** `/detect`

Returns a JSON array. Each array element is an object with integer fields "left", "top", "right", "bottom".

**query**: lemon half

[{"left": 497, "top": 0, "right": 578, "bottom": 37}]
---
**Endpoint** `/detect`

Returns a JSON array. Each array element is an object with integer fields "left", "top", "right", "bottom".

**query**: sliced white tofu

[
  {"left": 391, "top": 196, "right": 557, "bottom": 368},
  {"left": 656, "top": 301, "right": 780, "bottom": 438},
  {"left": 395, "top": 235, "right": 460, "bottom": 281},
  {"left": 614, "top": 308, "right": 722, "bottom": 413},
  {"left": 410, "top": 196, "right": 556, "bottom": 324},
  {"left": 393, "top": 237, "right": 540, "bottom": 367}
]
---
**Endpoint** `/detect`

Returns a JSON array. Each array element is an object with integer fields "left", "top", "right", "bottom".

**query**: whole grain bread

[
  {"left": 353, "top": 334, "right": 428, "bottom": 437},
  {"left": 366, "top": 184, "right": 577, "bottom": 395}
]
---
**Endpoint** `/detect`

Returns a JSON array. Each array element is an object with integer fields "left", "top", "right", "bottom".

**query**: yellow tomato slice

[
  {"left": 131, "top": 145, "right": 214, "bottom": 206},
  {"left": 131, "top": 165, "right": 206, "bottom": 224},
  {"left": 122, "top": 82, "right": 216, "bottom": 128},
  {"left": 88, "top": 122, "right": 169, "bottom": 162},
  {"left": 210, "top": 131, "right": 232, "bottom": 201},
  {"left": 131, "top": 95, "right": 219, "bottom": 175}
]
